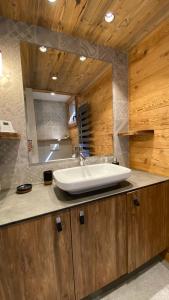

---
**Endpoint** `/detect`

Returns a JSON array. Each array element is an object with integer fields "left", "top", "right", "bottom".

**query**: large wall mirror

[{"left": 20, "top": 41, "right": 113, "bottom": 164}]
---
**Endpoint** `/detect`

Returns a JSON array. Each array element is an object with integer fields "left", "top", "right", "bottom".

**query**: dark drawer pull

[
  {"left": 56, "top": 217, "right": 62, "bottom": 232},
  {"left": 133, "top": 198, "right": 140, "bottom": 206},
  {"left": 79, "top": 211, "right": 85, "bottom": 224}
]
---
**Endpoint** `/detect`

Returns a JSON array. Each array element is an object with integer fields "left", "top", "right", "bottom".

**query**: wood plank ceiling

[
  {"left": 1, "top": 0, "right": 169, "bottom": 50},
  {"left": 20, "top": 41, "right": 110, "bottom": 94},
  {"left": 3, "top": 0, "right": 169, "bottom": 93}
]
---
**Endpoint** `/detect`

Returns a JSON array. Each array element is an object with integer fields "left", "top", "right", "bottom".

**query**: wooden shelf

[
  {"left": 0, "top": 132, "right": 21, "bottom": 140},
  {"left": 37, "top": 137, "right": 70, "bottom": 142},
  {"left": 118, "top": 129, "right": 154, "bottom": 137}
]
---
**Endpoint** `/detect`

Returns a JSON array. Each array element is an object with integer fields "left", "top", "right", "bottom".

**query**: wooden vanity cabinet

[
  {"left": 70, "top": 194, "right": 127, "bottom": 300},
  {"left": 127, "top": 182, "right": 169, "bottom": 273},
  {"left": 0, "top": 194, "right": 128, "bottom": 300},
  {"left": 165, "top": 181, "right": 169, "bottom": 248},
  {"left": 0, "top": 210, "right": 75, "bottom": 300},
  {"left": 0, "top": 182, "right": 168, "bottom": 300}
]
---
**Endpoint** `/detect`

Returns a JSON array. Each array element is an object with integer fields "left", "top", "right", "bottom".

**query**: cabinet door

[
  {"left": 127, "top": 183, "right": 168, "bottom": 273},
  {"left": 0, "top": 210, "right": 75, "bottom": 300},
  {"left": 71, "top": 195, "right": 127, "bottom": 300},
  {"left": 165, "top": 181, "right": 169, "bottom": 249}
]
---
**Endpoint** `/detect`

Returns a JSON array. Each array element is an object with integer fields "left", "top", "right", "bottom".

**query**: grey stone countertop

[{"left": 0, "top": 169, "right": 168, "bottom": 227}]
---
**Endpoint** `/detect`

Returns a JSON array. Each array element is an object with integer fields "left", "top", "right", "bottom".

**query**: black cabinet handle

[
  {"left": 56, "top": 216, "right": 62, "bottom": 232},
  {"left": 79, "top": 211, "right": 85, "bottom": 224},
  {"left": 133, "top": 198, "right": 140, "bottom": 206}
]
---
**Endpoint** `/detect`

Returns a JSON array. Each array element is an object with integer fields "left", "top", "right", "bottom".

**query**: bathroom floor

[{"left": 91, "top": 261, "right": 169, "bottom": 300}]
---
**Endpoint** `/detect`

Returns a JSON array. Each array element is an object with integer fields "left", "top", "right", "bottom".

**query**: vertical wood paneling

[
  {"left": 71, "top": 194, "right": 127, "bottom": 300},
  {"left": 0, "top": 211, "right": 75, "bottom": 300},
  {"left": 127, "top": 183, "right": 168, "bottom": 272}
]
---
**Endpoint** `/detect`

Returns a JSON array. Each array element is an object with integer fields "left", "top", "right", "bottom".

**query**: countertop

[{"left": 0, "top": 169, "right": 168, "bottom": 227}]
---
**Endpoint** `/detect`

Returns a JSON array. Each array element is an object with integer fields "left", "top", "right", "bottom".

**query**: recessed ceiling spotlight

[
  {"left": 80, "top": 56, "right": 86, "bottom": 62},
  {"left": 51, "top": 92, "right": 55, "bottom": 96},
  {"left": 48, "top": 0, "right": 56, "bottom": 2},
  {"left": 104, "top": 12, "right": 115, "bottom": 23},
  {"left": 51, "top": 75, "right": 58, "bottom": 80},
  {"left": 39, "top": 45, "right": 47, "bottom": 53}
]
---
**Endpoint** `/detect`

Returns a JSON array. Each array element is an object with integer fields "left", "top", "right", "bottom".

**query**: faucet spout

[
  {"left": 80, "top": 152, "right": 86, "bottom": 166},
  {"left": 74, "top": 145, "right": 86, "bottom": 166}
]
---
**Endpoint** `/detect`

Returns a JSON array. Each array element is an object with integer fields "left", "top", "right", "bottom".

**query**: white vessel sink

[{"left": 53, "top": 163, "right": 131, "bottom": 194}]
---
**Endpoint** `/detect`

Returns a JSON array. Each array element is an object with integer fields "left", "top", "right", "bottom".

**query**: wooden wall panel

[
  {"left": 81, "top": 68, "right": 113, "bottom": 156},
  {"left": 129, "top": 18, "right": 169, "bottom": 176}
]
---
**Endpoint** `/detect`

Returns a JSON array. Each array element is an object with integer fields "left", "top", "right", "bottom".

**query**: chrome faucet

[
  {"left": 74, "top": 146, "right": 86, "bottom": 166},
  {"left": 79, "top": 151, "right": 86, "bottom": 166}
]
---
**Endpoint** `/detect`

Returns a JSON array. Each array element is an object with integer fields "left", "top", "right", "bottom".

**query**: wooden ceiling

[
  {"left": 1, "top": 0, "right": 169, "bottom": 50},
  {"left": 20, "top": 41, "right": 111, "bottom": 94}
]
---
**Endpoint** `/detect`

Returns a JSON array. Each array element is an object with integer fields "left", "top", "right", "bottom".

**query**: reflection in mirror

[{"left": 20, "top": 42, "right": 113, "bottom": 164}]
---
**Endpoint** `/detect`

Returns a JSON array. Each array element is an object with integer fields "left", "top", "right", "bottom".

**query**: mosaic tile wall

[
  {"left": 0, "top": 17, "right": 128, "bottom": 191},
  {"left": 113, "top": 53, "right": 129, "bottom": 166},
  {"left": 0, "top": 17, "right": 118, "bottom": 63},
  {"left": 34, "top": 99, "right": 72, "bottom": 162},
  {"left": 34, "top": 100, "right": 69, "bottom": 140}
]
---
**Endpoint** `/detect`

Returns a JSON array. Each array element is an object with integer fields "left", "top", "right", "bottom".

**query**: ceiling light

[
  {"left": 104, "top": 12, "right": 115, "bottom": 23},
  {"left": 51, "top": 92, "right": 55, "bottom": 96},
  {"left": 39, "top": 46, "right": 47, "bottom": 53},
  {"left": 48, "top": 0, "right": 56, "bottom": 2},
  {"left": 80, "top": 56, "right": 86, "bottom": 62},
  {"left": 52, "top": 75, "right": 58, "bottom": 80},
  {"left": 0, "top": 51, "right": 3, "bottom": 77}
]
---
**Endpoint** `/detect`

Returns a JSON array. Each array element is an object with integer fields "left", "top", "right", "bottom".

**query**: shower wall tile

[{"left": 113, "top": 52, "right": 129, "bottom": 166}]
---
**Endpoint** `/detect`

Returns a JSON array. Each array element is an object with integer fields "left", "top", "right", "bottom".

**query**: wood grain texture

[
  {"left": 68, "top": 125, "right": 79, "bottom": 151},
  {"left": 129, "top": 17, "right": 169, "bottom": 176},
  {"left": 80, "top": 68, "right": 113, "bottom": 156},
  {"left": 0, "top": 211, "right": 75, "bottom": 300},
  {"left": 118, "top": 130, "right": 154, "bottom": 137},
  {"left": 165, "top": 181, "right": 169, "bottom": 252},
  {"left": 0, "top": 132, "right": 20, "bottom": 140},
  {"left": 1, "top": 1, "right": 169, "bottom": 50},
  {"left": 20, "top": 41, "right": 110, "bottom": 94},
  {"left": 71, "top": 194, "right": 127, "bottom": 300},
  {"left": 127, "top": 183, "right": 168, "bottom": 273}
]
